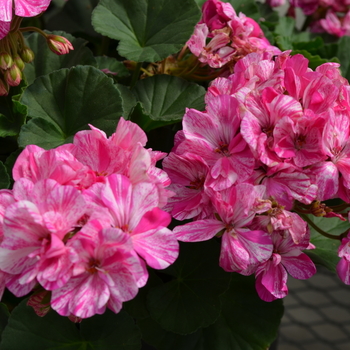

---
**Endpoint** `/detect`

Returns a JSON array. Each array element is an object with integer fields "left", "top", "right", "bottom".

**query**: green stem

[
  {"left": 299, "top": 213, "right": 342, "bottom": 241},
  {"left": 19, "top": 26, "right": 47, "bottom": 38},
  {"left": 130, "top": 62, "right": 142, "bottom": 88}
]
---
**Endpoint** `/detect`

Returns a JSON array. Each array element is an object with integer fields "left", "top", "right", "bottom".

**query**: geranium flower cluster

[
  {"left": 0, "top": 118, "right": 179, "bottom": 318},
  {"left": 186, "top": 0, "right": 281, "bottom": 70},
  {"left": 163, "top": 50, "right": 350, "bottom": 301},
  {"left": 290, "top": 0, "right": 350, "bottom": 37}
]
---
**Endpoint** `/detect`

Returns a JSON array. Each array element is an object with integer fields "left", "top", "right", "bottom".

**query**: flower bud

[
  {"left": 20, "top": 48, "right": 35, "bottom": 63},
  {"left": 46, "top": 35, "right": 74, "bottom": 55},
  {"left": 4, "top": 64, "right": 22, "bottom": 87},
  {"left": 13, "top": 55, "right": 25, "bottom": 71},
  {"left": 0, "top": 52, "right": 13, "bottom": 70},
  {"left": 0, "top": 78, "right": 9, "bottom": 96}
]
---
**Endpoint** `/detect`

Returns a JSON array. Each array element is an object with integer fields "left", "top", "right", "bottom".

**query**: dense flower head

[
  {"left": 0, "top": 119, "right": 179, "bottom": 318},
  {"left": 163, "top": 49, "right": 350, "bottom": 300},
  {"left": 186, "top": 0, "right": 280, "bottom": 70}
]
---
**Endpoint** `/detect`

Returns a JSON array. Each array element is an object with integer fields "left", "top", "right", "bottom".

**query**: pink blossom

[
  {"left": 255, "top": 231, "right": 316, "bottom": 301},
  {"left": 201, "top": 0, "right": 236, "bottom": 32},
  {"left": 176, "top": 95, "right": 255, "bottom": 191},
  {"left": 174, "top": 183, "right": 273, "bottom": 274},
  {"left": 162, "top": 152, "right": 213, "bottom": 220},
  {"left": 0, "top": 179, "right": 87, "bottom": 295},
  {"left": 83, "top": 174, "right": 179, "bottom": 270},
  {"left": 50, "top": 228, "right": 148, "bottom": 318}
]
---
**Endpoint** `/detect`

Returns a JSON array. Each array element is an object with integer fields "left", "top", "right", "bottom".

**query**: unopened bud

[
  {"left": 46, "top": 35, "right": 74, "bottom": 55},
  {"left": 0, "top": 52, "right": 13, "bottom": 70},
  {"left": 4, "top": 64, "right": 22, "bottom": 87},
  {"left": 0, "top": 78, "right": 9, "bottom": 96},
  {"left": 13, "top": 55, "right": 25, "bottom": 71},
  {"left": 20, "top": 48, "right": 35, "bottom": 63}
]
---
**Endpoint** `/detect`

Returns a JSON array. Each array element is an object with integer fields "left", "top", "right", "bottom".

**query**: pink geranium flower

[
  {"left": 51, "top": 228, "right": 148, "bottom": 318},
  {"left": 174, "top": 183, "right": 273, "bottom": 275},
  {"left": 255, "top": 231, "right": 316, "bottom": 301},
  {"left": 83, "top": 174, "right": 179, "bottom": 270},
  {"left": 0, "top": 179, "right": 87, "bottom": 295}
]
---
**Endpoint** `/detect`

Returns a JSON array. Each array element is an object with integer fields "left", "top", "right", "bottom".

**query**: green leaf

[
  {"left": 123, "top": 270, "right": 163, "bottom": 320},
  {"left": 274, "top": 16, "right": 295, "bottom": 37},
  {"left": 0, "top": 161, "right": 10, "bottom": 189},
  {"left": 226, "top": 0, "right": 259, "bottom": 19},
  {"left": 91, "top": 0, "right": 201, "bottom": 62},
  {"left": 45, "top": 0, "right": 100, "bottom": 38},
  {"left": 116, "top": 84, "right": 137, "bottom": 119},
  {"left": 19, "top": 66, "right": 123, "bottom": 149},
  {"left": 96, "top": 56, "right": 130, "bottom": 78},
  {"left": 147, "top": 240, "right": 231, "bottom": 335},
  {"left": 138, "top": 317, "right": 203, "bottom": 350},
  {"left": 0, "top": 82, "right": 27, "bottom": 138},
  {"left": 291, "top": 50, "right": 339, "bottom": 70},
  {"left": 333, "top": 36, "right": 350, "bottom": 81},
  {"left": 275, "top": 35, "right": 293, "bottom": 51},
  {"left": 0, "top": 299, "right": 141, "bottom": 350},
  {"left": 292, "top": 37, "right": 324, "bottom": 54},
  {"left": 0, "top": 303, "right": 10, "bottom": 343},
  {"left": 24, "top": 31, "right": 97, "bottom": 86},
  {"left": 140, "top": 274, "right": 283, "bottom": 350},
  {"left": 304, "top": 215, "right": 346, "bottom": 272},
  {"left": 131, "top": 75, "right": 205, "bottom": 132},
  {"left": 201, "top": 274, "right": 283, "bottom": 350}
]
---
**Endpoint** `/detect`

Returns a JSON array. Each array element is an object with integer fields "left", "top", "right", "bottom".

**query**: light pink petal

[
  {"left": 173, "top": 219, "right": 224, "bottom": 242},
  {"left": 131, "top": 227, "right": 179, "bottom": 269},
  {"left": 282, "top": 252, "right": 316, "bottom": 279},
  {"left": 111, "top": 117, "right": 147, "bottom": 150},
  {"left": 14, "top": 0, "right": 52, "bottom": 18}
]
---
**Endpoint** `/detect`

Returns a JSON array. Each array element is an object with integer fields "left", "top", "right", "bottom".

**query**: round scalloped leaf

[
  {"left": 0, "top": 299, "right": 141, "bottom": 350},
  {"left": 131, "top": 75, "right": 205, "bottom": 131},
  {"left": 147, "top": 240, "right": 231, "bottom": 335},
  {"left": 24, "top": 31, "right": 97, "bottom": 85},
  {"left": 139, "top": 274, "right": 283, "bottom": 350},
  {"left": 91, "top": 0, "right": 201, "bottom": 62},
  {"left": 19, "top": 66, "right": 123, "bottom": 149}
]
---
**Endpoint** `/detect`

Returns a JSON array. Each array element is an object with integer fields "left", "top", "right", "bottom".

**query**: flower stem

[
  {"left": 130, "top": 62, "right": 142, "bottom": 88},
  {"left": 299, "top": 213, "right": 342, "bottom": 240}
]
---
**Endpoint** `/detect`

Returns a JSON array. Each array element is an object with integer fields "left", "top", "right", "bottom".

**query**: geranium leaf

[
  {"left": 147, "top": 240, "right": 231, "bottom": 335},
  {"left": 131, "top": 75, "right": 205, "bottom": 132},
  {"left": 0, "top": 161, "right": 10, "bottom": 189},
  {"left": 0, "top": 82, "right": 27, "bottom": 138},
  {"left": 18, "top": 66, "right": 123, "bottom": 149},
  {"left": 0, "top": 299, "right": 141, "bottom": 350},
  {"left": 304, "top": 215, "right": 346, "bottom": 272},
  {"left": 0, "top": 303, "right": 9, "bottom": 342},
  {"left": 45, "top": 0, "right": 100, "bottom": 38},
  {"left": 24, "top": 31, "right": 97, "bottom": 85},
  {"left": 91, "top": 0, "right": 201, "bottom": 62},
  {"left": 140, "top": 274, "right": 283, "bottom": 350},
  {"left": 96, "top": 57, "right": 130, "bottom": 78},
  {"left": 200, "top": 274, "right": 283, "bottom": 350}
]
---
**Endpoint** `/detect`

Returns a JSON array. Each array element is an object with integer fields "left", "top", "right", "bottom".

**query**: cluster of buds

[
  {"left": 0, "top": 10, "right": 74, "bottom": 96},
  {"left": 290, "top": 0, "right": 350, "bottom": 37},
  {"left": 0, "top": 16, "right": 36, "bottom": 95}
]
